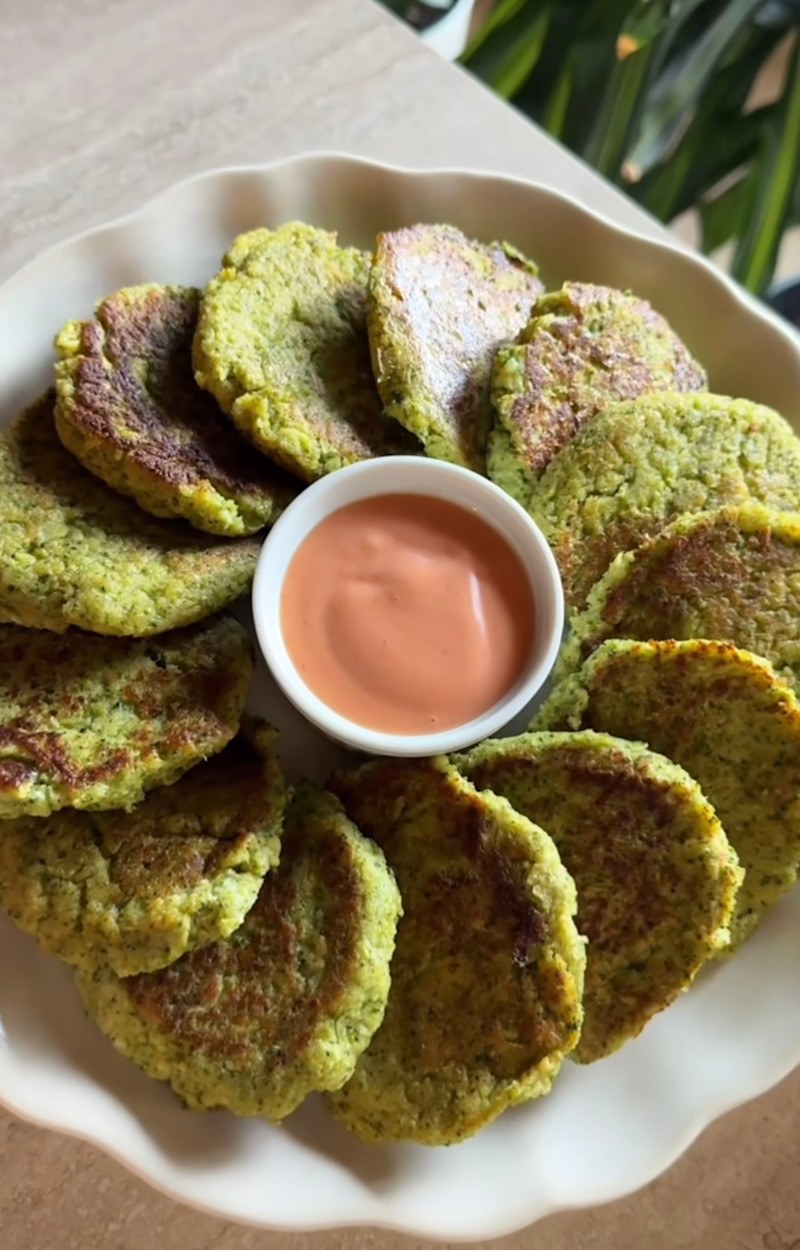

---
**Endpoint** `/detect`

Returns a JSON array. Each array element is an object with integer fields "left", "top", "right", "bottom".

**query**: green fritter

[
  {"left": 527, "top": 392, "right": 800, "bottom": 611},
  {"left": 193, "top": 223, "right": 416, "bottom": 481},
  {"left": 0, "top": 718, "right": 284, "bottom": 976},
  {"left": 488, "top": 282, "right": 706, "bottom": 504},
  {"left": 455, "top": 732, "right": 740, "bottom": 1064},
  {"left": 54, "top": 285, "right": 298, "bottom": 537},
  {"left": 0, "top": 393, "right": 260, "bottom": 635},
  {"left": 560, "top": 503, "right": 800, "bottom": 690},
  {"left": 367, "top": 224, "right": 543, "bottom": 473},
  {"left": 76, "top": 785, "right": 401, "bottom": 1121},
  {"left": 327, "top": 757, "right": 585, "bottom": 1145},
  {"left": 536, "top": 639, "right": 800, "bottom": 949},
  {"left": 0, "top": 614, "right": 252, "bottom": 820}
]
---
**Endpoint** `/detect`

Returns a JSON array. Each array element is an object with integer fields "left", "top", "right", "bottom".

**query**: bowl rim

[{"left": 252, "top": 455, "right": 564, "bottom": 755}]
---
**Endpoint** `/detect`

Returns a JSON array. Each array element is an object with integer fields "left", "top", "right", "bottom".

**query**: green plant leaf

[
  {"left": 571, "top": 0, "right": 636, "bottom": 41},
  {"left": 624, "top": 0, "right": 769, "bottom": 180},
  {"left": 583, "top": 41, "right": 655, "bottom": 175},
  {"left": 792, "top": 168, "right": 800, "bottom": 222},
  {"left": 460, "top": 0, "right": 528, "bottom": 59},
  {"left": 379, "top": 0, "right": 454, "bottom": 23},
  {"left": 462, "top": 0, "right": 800, "bottom": 284},
  {"left": 632, "top": 28, "right": 779, "bottom": 217},
  {"left": 617, "top": 0, "right": 701, "bottom": 55},
  {"left": 636, "top": 19, "right": 785, "bottom": 219},
  {"left": 644, "top": 0, "right": 728, "bottom": 81},
  {"left": 636, "top": 106, "right": 768, "bottom": 219},
  {"left": 543, "top": 52, "right": 574, "bottom": 136},
  {"left": 700, "top": 175, "right": 752, "bottom": 252},
  {"left": 567, "top": 0, "right": 710, "bottom": 164},
  {"left": 508, "top": 2, "right": 586, "bottom": 124},
  {"left": 636, "top": 142, "right": 695, "bottom": 219},
  {"left": 461, "top": 1, "right": 551, "bottom": 97},
  {"left": 733, "top": 35, "right": 800, "bottom": 292},
  {"left": 539, "top": 1, "right": 634, "bottom": 146}
]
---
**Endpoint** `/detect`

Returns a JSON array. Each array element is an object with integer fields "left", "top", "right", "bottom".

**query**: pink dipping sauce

[{"left": 280, "top": 493, "right": 536, "bottom": 735}]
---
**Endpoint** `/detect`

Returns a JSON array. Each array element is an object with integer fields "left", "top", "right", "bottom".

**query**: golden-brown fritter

[
  {"left": 76, "top": 785, "right": 401, "bottom": 1120},
  {"left": 455, "top": 731, "right": 740, "bottom": 1062},
  {"left": 55, "top": 285, "right": 298, "bottom": 536},
  {"left": 327, "top": 757, "right": 585, "bottom": 1143},
  {"left": 0, "top": 718, "right": 285, "bottom": 975}
]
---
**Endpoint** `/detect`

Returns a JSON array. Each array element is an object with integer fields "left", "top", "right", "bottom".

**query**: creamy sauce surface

[{"left": 281, "top": 493, "right": 536, "bottom": 735}]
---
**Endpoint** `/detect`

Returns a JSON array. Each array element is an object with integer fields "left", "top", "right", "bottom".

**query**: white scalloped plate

[{"left": 1, "top": 154, "right": 799, "bottom": 1241}]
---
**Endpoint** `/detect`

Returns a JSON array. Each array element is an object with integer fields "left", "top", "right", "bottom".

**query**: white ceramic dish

[
  {"left": 252, "top": 455, "right": 563, "bottom": 756},
  {"left": 1, "top": 153, "right": 799, "bottom": 1241}
]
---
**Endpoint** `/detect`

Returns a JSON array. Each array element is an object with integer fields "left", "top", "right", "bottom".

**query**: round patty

[
  {"left": 488, "top": 282, "right": 706, "bottom": 503},
  {"left": 327, "top": 757, "right": 585, "bottom": 1145},
  {"left": 367, "top": 224, "right": 543, "bottom": 473},
  {"left": 193, "top": 223, "right": 416, "bottom": 481},
  {"left": 76, "top": 784, "right": 401, "bottom": 1121},
  {"left": 527, "top": 392, "right": 800, "bottom": 611},
  {"left": 538, "top": 639, "right": 800, "bottom": 949},
  {"left": 455, "top": 732, "right": 740, "bottom": 1063},
  {"left": 0, "top": 614, "right": 252, "bottom": 819},
  {"left": 0, "top": 718, "right": 284, "bottom": 976},
  {"left": 55, "top": 285, "right": 298, "bottom": 536},
  {"left": 562, "top": 504, "right": 800, "bottom": 692},
  {"left": 0, "top": 393, "right": 260, "bottom": 635}
]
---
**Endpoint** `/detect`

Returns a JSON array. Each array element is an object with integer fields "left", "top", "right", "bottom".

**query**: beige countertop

[{"left": 1, "top": 1, "right": 799, "bottom": 1246}]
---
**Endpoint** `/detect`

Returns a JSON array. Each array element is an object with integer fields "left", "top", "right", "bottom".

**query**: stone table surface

[{"left": 1, "top": 0, "right": 798, "bottom": 1247}]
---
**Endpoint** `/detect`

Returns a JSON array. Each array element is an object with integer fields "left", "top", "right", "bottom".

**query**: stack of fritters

[
  {"left": 0, "top": 394, "right": 262, "bottom": 635},
  {"left": 490, "top": 316, "right": 800, "bottom": 962},
  {"left": 454, "top": 733, "right": 741, "bottom": 1063},
  {"left": 328, "top": 758, "right": 586, "bottom": 1144},
  {"left": 488, "top": 281, "right": 707, "bottom": 505},
  {"left": 554, "top": 503, "right": 800, "bottom": 689},
  {"left": 76, "top": 784, "right": 402, "bottom": 1120},
  {"left": 535, "top": 640, "right": 800, "bottom": 950},
  {"left": 0, "top": 242, "right": 421, "bottom": 1119},
  {"left": 0, "top": 717, "right": 285, "bottom": 975},
  {"left": 55, "top": 285, "right": 299, "bottom": 536},
  {"left": 0, "top": 594, "right": 403, "bottom": 1118},
  {"left": 525, "top": 392, "right": 800, "bottom": 612}
]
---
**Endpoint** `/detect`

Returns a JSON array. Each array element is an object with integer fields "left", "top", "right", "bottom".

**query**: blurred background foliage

[
  {"left": 460, "top": 0, "right": 800, "bottom": 296},
  {"left": 385, "top": 1, "right": 800, "bottom": 296},
  {"left": 381, "top": 0, "right": 460, "bottom": 32}
]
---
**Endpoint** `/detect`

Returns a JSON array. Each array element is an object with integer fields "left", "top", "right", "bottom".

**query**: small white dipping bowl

[{"left": 252, "top": 456, "right": 564, "bottom": 756}]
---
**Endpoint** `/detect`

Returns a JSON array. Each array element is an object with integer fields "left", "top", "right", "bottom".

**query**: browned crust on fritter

[
  {"left": 469, "top": 747, "right": 690, "bottom": 944},
  {"left": 0, "top": 617, "right": 251, "bottom": 810},
  {"left": 125, "top": 797, "right": 367, "bottom": 1065},
  {"left": 500, "top": 283, "right": 706, "bottom": 475},
  {"left": 369, "top": 225, "right": 543, "bottom": 471},
  {"left": 595, "top": 509, "right": 800, "bottom": 656},
  {"left": 330, "top": 758, "right": 570, "bottom": 1079},
  {"left": 459, "top": 732, "right": 736, "bottom": 1062},
  {"left": 0, "top": 392, "right": 262, "bottom": 635},
  {"left": 101, "top": 721, "right": 283, "bottom": 899},
  {"left": 55, "top": 287, "right": 297, "bottom": 506},
  {"left": 527, "top": 392, "right": 800, "bottom": 612}
]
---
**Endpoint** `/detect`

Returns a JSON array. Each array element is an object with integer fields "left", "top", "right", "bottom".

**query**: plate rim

[
  {"left": 3, "top": 1032, "right": 800, "bottom": 1241},
  {"left": 1, "top": 149, "right": 799, "bottom": 1241},
  {"left": 3, "top": 148, "right": 798, "bottom": 361}
]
